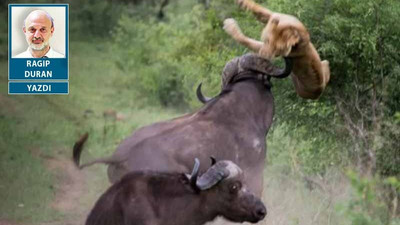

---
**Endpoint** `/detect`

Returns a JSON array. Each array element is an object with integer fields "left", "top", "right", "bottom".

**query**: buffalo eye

[{"left": 229, "top": 182, "right": 242, "bottom": 194}]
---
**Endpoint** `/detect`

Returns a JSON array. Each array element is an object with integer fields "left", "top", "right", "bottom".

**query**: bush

[
  {"left": 112, "top": 4, "right": 242, "bottom": 108},
  {"left": 338, "top": 172, "right": 400, "bottom": 225},
  {"left": 69, "top": 0, "right": 126, "bottom": 38}
]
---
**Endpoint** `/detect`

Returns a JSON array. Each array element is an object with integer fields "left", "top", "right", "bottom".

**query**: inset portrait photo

[{"left": 10, "top": 6, "right": 67, "bottom": 58}]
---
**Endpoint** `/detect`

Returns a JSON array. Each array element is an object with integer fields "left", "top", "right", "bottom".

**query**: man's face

[{"left": 23, "top": 11, "right": 54, "bottom": 51}]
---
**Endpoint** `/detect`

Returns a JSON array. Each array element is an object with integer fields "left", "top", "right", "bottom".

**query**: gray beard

[{"left": 30, "top": 41, "right": 49, "bottom": 51}]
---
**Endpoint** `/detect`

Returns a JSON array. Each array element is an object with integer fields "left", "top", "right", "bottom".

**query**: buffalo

[
  {"left": 85, "top": 158, "right": 266, "bottom": 225},
  {"left": 74, "top": 53, "right": 292, "bottom": 199}
]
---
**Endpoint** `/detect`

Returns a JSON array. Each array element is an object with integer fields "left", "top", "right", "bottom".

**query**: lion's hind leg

[
  {"left": 321, "top": 60, "right": 330, "bottom": 86},
  {"left": 224, "top": 18, "right": 264, "bottom": 53}
]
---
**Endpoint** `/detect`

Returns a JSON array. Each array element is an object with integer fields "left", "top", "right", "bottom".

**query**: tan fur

[{"left": 224, "top": 0, "right": 330, "bottom": 99}]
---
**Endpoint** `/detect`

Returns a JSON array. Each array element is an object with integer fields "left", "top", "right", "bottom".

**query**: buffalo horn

[
  {"left": 196, "top": 162, "right": 230, "bottom": 190},
  {"left": 269, "top": 57, "right": 293, "bottom": 79},
  {"left": 210, "top": 156, "right": 216, "bottom": 166},
  {"left": 196, "top": 83, "right": 212, "bottom": 104},
  {"left": 189, "top": 158, "right": 200, "bottom": 189}
]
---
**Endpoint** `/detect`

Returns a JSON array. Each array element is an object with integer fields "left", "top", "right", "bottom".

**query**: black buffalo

[
  {"left": 74, "top": 53, "right": 292, "bottom": 198},
  {"left": 85, "top": 158, "right": 266, "bottom": 225}
]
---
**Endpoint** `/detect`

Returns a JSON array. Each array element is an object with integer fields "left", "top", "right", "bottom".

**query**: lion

[{"left": 223, "top": 0, "right": 330, "bottom": 99}]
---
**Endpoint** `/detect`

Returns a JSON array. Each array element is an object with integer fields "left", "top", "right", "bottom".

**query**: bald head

[{"left": 23, "top": 10, "right": 54, "bottom": 29}]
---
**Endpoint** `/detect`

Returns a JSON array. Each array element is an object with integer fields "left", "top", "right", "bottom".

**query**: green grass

[
  {"left": 0, "top": 40, "right": 179, "bottom": 223},
  {"left": 0, "top": 116, "right": 58, "bottom": 222}
]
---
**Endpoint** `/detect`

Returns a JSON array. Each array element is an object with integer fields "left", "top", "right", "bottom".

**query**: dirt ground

[
  {"left": 0, "top": 153, "right": 100, "bottom": 225},
  {"left": 43, "top": 157, "right": 89, "bottom": 225}
]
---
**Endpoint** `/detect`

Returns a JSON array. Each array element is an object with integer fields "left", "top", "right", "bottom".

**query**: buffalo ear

[{"left": 181, "top": 174, "right": 190, "bottom": 184}]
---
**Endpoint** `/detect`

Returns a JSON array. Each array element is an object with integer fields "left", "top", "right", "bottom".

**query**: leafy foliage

[
  {"left": 112, "top": 3, "right": 239, "bottom": 108},
  {"left": 338, "top": 171, "right": 400, "bottom": 225}
]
